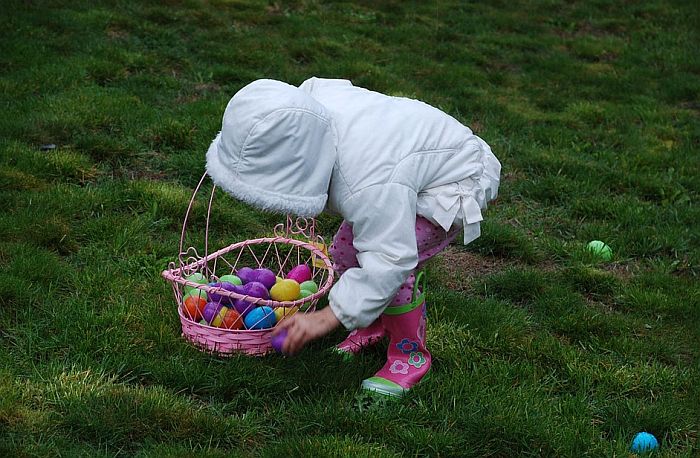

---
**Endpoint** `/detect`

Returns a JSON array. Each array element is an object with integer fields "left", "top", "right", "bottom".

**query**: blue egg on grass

[
  {"left": 244, "top": 306, "right": 277, "bottom": 330},
  {"left": 631, "top": 432, "right": 659, "bottom": 453}
]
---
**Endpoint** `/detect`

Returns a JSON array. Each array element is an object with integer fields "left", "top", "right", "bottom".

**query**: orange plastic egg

[
  {"left": 220, "top": 308, "right": 243, "bottom": 330},
  {"left": 183, "top": 296, "right": 207, "bottom": 321}
]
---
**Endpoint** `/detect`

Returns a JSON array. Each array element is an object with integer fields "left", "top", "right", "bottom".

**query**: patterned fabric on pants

[{"left": 329, "top": 216, "right": 460, "bottom": 307}]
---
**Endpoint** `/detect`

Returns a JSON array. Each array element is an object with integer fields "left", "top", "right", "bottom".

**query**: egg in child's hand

[
  {"left": 244, "top": 306, "right": 276, "bottom": 329},
  {"left": 271, "top": 279, "right": 301, "bottom": 301},
  {"left": 286, "top": 264, "right": 312, "bottom": 283},
  {"left": 271, "top": 329, "right": 288, "bottom": 354}
]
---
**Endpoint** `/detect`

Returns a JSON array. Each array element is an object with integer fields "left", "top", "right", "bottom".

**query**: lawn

[{"left": 1, "top": 0, "right": 698, "bottom": 456}]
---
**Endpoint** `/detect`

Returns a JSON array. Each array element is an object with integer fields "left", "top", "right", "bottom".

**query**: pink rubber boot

[
  {"left": 362, "top": 272, "right": 431, "bottom": 397},
  {"left": 334, "top": 318, "right": 385, "bottom": 356}
]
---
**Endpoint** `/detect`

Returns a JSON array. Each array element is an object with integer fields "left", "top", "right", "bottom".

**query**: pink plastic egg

[{"left": 286, "top": 264, "right": 312, "bottom": 283}]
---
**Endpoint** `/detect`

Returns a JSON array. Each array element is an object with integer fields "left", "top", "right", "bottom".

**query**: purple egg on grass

[
  {"left": 236, "top": 267, "right": 256, "bottom": 284},
  {"left": 271, "top": 329, "right": 288, "bottom": 353},
  {"left": 208, "top": 282, "right": 240, "bottom": 306},
  {"left": 253, "top": 268, "right": 277, "bottom": 290},
  {"left": 202, "top": 302, "right": 223, "bottom": 324}
]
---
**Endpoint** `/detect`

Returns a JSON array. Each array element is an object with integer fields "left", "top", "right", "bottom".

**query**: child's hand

[{"left": 272, "top": 306, "right": 341, "bottom": 355}]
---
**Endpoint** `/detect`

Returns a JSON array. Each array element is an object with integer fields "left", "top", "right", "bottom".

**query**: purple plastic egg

[
  {"left": 233, "top": 298, "right": 256, "bottom": 317},
  {"left": 208, "top": 282, "right": 239, "bottom": 306},
  {"left": 243, "top": 281, "right": 270, "bottom": 299},
  {"left": 253, "top": 268, "right": 277, "bottom": 290},
  {"left": 202, "top": 302, "right": 223, "bottom": 324},
  {"left": 236, "top": 267, "right": 256, "bottom": 284},
  {"left": 232, "top": 281, "right": 269, "bottom": 316},
  {"left": 271, "top": 329, "right": 288, "bottom": 353}
]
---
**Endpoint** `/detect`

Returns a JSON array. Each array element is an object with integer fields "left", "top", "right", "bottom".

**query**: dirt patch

[
  {"left": 106, "top": 28, "right": 129, "bottom": 40},
  {"left": 431, "top": 246, "right": 514, "bottom": 292}
]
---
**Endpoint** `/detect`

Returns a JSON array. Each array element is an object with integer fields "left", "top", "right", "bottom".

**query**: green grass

[{"left": 1, "top": 0, "right": 699, "bottom": 456}]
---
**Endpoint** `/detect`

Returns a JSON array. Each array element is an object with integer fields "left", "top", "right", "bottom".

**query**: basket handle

[{"left": 178, "top": 172, "right": 216, "bottom": 276}]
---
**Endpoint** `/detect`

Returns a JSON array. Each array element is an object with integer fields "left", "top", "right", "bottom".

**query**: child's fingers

[
  {"left": 283, "top": 322, "right": 308, "bottom": 355},
  {"left": 272, "top": 313, "right": 296, "bottom": 335}
]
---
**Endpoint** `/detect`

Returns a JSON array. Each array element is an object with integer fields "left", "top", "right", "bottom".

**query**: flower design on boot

[
  {"left": 396, "top": 338, "right": 418, "bottom": 354},
  {"left": 389, "top": 360, "right": 410, "bottom": 375},
  {"left": 408, "top": 351, "right": 427, "bottom": 369}
]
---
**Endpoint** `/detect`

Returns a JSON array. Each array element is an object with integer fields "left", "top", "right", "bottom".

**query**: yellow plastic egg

[
  {"left": 270, "top": 279, "right": 300, "bottom": 302},
  {"left": 274, "top": 306, "right": 298, "bottom": 322}
]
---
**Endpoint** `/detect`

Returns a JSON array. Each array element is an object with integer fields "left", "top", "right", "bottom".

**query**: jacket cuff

[{"left": 328, "top": 300, "right": 356, "bottom": 331}]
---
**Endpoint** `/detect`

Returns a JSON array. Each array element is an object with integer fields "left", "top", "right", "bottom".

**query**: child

[{"left": 206, "top": 77, "right": 501, "bottom": 397}]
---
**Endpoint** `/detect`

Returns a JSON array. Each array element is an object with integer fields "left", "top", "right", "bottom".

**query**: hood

[{"left": 206, "top": 79, "right": 337, "bottom": 217}]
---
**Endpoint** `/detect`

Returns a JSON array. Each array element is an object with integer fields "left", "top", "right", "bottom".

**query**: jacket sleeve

[{"left": 328, "top": 183, "right": 418, "bottom": 330}]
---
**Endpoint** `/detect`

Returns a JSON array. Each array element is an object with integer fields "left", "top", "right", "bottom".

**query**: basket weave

[{"left": 161, "top": 173, "right": 335, "bottom": 356}]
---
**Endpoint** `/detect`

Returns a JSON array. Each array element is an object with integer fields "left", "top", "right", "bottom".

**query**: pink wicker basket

[{"left": 161, "top": 173, "right": 335, "bottom": 356}]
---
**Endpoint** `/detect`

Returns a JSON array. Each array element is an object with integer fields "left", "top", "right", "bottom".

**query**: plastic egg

[
  {"left": 233, "top": 281, "right": 270, "bottom": 316},
  {"left": 183, "top": 295, "right": 206, "bottom": 321},
  {"left": 236, "top": 267, "right": 256, "bottom": 284},
  {"left": 252, "top": 268, "right": 277, "bottom": 290},
  {"left": 202, "top": 302, "right": 223, "bottom": 324},
  {"left": 274, "top": 306, "right": 298, "bottom": 322},
  {"left": 208, "top": 282, "right": 241, "bottom": 306},
  {"left": 242, "top": 281, "right": 270, "bottom": 299},
  {"left": 220, "top": 308, "right": 243, "bottom": 330},
  {"left": 219, "top": 274, "right": 242, "bottom": 286},
  {"left": 298, "top": 289, "right": 314, "bottom": 300},
  {"left": 299, "top": 280, "right": 318, "bottom": 294},
  {"left": 184, "top": 273, "right": 208, "bottom": 294},
  {"left": 271, "top": 329, "right": 288, "bottom": 353},
  {"left": 631, "top": 432, "right": 658, "bottom": 452},
  {"left": 286, "top": 264, "right": 312, "bottom": 283},
  {"left": 211, "top": 306, "right": 230, "bottom": 327},
  {"left": 271, "top": 279, "right": 301, "bottom": 302},
  {"left": 183, "top": 288, "right": 208, "bottom": 302},
  {"left": 233, "top": 299, "right": 256, "bottom": 317},
  {"left": 244, "top": 306, "right": 276, "bottom": 329}
]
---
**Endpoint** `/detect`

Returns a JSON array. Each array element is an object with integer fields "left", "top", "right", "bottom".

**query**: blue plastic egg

[
  {"left": 244, "top": 306, "right": 276, "bottom": 330},
  {"left": 631, "top": 432, "right": 658, "bottom": 453}
]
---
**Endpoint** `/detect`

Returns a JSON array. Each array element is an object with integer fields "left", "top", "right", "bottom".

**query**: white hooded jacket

[{"left": 207, "top": 77, "right": 501, "bottom": 330}]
